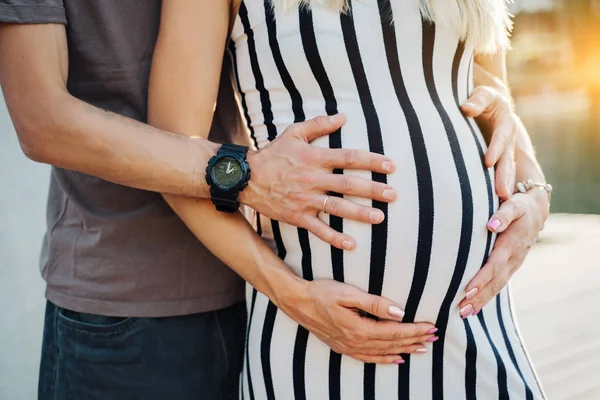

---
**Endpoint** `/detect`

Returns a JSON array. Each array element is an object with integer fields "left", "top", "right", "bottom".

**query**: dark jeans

[{"left": 38, "top": 301, "right": 246, "bottom": 400}]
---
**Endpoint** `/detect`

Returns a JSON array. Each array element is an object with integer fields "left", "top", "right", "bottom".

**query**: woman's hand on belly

[
  {"left": 277, "top": 279, "right": 438, "bottom": 364},
  {"left": 458, "top": 189, "right": 550, "bottom": 317}
]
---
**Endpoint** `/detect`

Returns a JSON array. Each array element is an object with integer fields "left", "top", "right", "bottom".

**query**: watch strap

[
  {"left": 210, "top": 187, "right": 240, "bottom": 213},
  {"left": 220, "top": 143, "right": 249, "bottom": 156}
]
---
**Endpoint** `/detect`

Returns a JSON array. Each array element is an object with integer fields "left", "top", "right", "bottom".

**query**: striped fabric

[{"left": 230, "top": 0, "right": 546, "bottom": 398}]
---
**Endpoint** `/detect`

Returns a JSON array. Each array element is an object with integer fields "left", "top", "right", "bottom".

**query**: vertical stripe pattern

[
  {"left": 421, "top": 19, "right": 474, "bottom": 399},
  {"left": 298, "top": 7, "right": 346, "bottom": 399},
  {"left": 230, "top": 0, "right": 545, "bottom": 398},
  {"left": 376, "top": 1, "right": 435, "bottom": 396}
]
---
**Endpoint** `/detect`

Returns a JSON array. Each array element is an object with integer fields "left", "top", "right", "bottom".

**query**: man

[{"left": 0, "top": 1, "right": 548, "bottom": 399}]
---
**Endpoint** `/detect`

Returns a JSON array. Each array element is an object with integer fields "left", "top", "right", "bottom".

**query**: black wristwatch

[{"left": 205, "top": 143, "right": 251, "bottom": 213}]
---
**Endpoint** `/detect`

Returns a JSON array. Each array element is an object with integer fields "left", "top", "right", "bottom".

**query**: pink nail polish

[
  {"left": 488, "top": 218, "right": 502, "bottom": 231},
  {"left": 427, "top": 336, "right": 439, "bottom": 343},
  {"left": 426, "top": 328, "right": 438, "bottom": 334},
  {"left": 388, "top": 305, "right": 405, "bottom": 320},
  {"left": 416, "top": 348, "right": 428, "bottom": 353},
  {"left": 465, "top": 288, "right": 478, "bottom": 300},
  {"left": 394, "top": 359, "right": 405, "bottom": 364},
  {"left": 460, "top": 304, "right": 473, "bottom": 317}
]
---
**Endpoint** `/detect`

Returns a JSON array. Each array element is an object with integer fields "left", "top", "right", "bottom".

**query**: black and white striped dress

[{"left": 230, "top": 0, "right": 545, "bottom": 398}]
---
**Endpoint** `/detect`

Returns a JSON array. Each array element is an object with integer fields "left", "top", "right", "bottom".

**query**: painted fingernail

[
  {"left": 329, "top": 114, "right": 343, "bottom": 123},
  {"left": 460, "top": 304, "right": 473, "bottom": 318},
  {"left": 488, "top": 218, "right": 502, "bottom": 231},
  {"left": 463, "top": 102, "right": 481, "bottom": 113},
  {"left": 427, "top": 336, "right": 439, "bottom": 343},
  {"left": 370, "top": 210, "right": 383, "bottom": 224},
  {"left": 394, "top": 359, "right": 405, "bottom": 364},
  {"left": 382, "top": 189, "right": 396, "bottom": 200},
  {"left": 388, "top": 305, "right": 405, "bottom": 319},
  {"left": 342, "top": 240, "right": 353, "bottom": 250},
  {"left": 426, "top": 328, "right": 438, "bottom": 334},
  {"left": 465, "top": 288, "right": 478, "bottom": 300},
  {"left": 382, "top": 161, "right": 394, "bottom": 173},
  {"left": 416, "top": 348, "right": 428, "bottom": 353}
]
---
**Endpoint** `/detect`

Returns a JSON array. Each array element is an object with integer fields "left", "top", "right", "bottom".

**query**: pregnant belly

[{"left": 257, "top": 103, "right": 498, "bottom": 325}]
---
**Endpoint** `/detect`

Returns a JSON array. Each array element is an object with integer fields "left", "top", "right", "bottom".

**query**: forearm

[
  {"left": 147, "top": 0, "right": 305, "bottom": 305},
  {"left": 165, "top": 196, "right": 304, "bottom": 304},
  {"left": 0, "top": 22, "right": 216, "bottom": 198},
  {"left": 513, "top": 116, "right": 545, "bottom": 183},
  {"left": 13, "top": 92, "right": 217, "bottom": 197}
]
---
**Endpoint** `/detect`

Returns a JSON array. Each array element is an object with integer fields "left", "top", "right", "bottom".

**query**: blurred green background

[{"left": 509, "top": 0, "right": 600, "bottom": 214}]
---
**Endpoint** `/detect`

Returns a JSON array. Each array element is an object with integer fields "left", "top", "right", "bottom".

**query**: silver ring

[{"left": 322, "top": 195, "right": 331, "bottom": 214}]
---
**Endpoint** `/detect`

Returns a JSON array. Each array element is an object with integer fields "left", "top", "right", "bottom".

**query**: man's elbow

[
  {"left": 11, "top": 99, "right": 65, "bottom": 163},
  {"left": 13, "top": 117, "right": 50, "bottom": 162}
]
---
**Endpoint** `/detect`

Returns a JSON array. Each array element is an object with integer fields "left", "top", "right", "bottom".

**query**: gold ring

[{"left": 322, "top": 195, "right": 331, "bottom": 214}]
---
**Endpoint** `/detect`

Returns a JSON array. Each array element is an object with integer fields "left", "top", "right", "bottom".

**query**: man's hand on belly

[
  {"left": 239, "top": 114, "right": 398, "bottom": 251},
  {"left": 461, "top": 83, "right": 517, "bottom": 202}
]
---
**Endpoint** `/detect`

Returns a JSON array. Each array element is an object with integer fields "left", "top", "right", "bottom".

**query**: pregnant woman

[{"left": 148, "top": 0, "right": 546, "bottom": 398}]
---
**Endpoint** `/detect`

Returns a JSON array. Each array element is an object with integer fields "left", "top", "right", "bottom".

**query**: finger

[
  {"left": 461, "top": 86, "right": 497, "bottom": 117},
  {"left": 338, "top": 288, "right": 406, "bottom": 321},
  {"left": 464, "top": 270, "right": 512, "bottom": 316},
  {"left": 293, "top": 114, "right": 347, "bottom": 142},
  {"left": 460, "top": 244, "right": 513, "bottom": 314},
  {"left": 484, "top": 118, "right": 514, "bottom": 168},
  {"left": 348, "top": 342, "right": 434, "bottom": 364},
  {"left": 487, "top": 195, "right": 527, "bottom": 233},
  {"left": 360, "top": 334, "right": 439, "bottom": 353},
  {"left": 360, "top": 320, "right": 437, "bottom": 341},
  {"left": 467, "top": 241, "right": 531, "bottom": 315},
  {"left": 319, "top": 174, "right": 397, "bottom": 202},
  {"left": 298, "top": 214, "right": 355, "bottom": 250},
  {"left": 347, "top": 353, "right": 406, "bottom": 365},
  {"left": 317, "top": 147, "right": 396, "bottom": 174},
  {"left": 494, "top": 147, "right": 515, "bottom": 201},
  {"left": 319, "top": 194, "right": 385, "bottom": 225}
]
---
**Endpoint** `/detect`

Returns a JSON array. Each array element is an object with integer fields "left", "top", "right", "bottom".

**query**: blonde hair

[{"left": 273, "top": 0, "right": 512, "bottom": 53}]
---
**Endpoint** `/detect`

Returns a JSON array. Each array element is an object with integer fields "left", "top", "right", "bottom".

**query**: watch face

[{"left": 212, "top": 156, "right": 243, "bottom": 189}]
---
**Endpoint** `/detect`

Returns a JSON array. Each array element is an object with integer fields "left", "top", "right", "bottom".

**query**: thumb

[
  {"left": 292, "top": 114, "right": 346, "bottom": 142},
  {"left": 340, "top": 287, "right": 405, "bottom": 321},
  {"left": 487, "top": 196, "right": 526, "bottom": 233},
  {"left": 461, "top": 86, "right": 496, "bottom": 118}
]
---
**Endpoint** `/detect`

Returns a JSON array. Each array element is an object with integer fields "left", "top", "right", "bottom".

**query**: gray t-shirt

[{"left": 0, "top": 0, "right": 248, "bottom": 316}]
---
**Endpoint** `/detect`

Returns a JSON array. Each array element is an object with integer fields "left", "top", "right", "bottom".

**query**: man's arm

[
  {"left": 0, "top": 23, "right": 215, "bottom": 198},
  {"left": 147, "top": 0, "right": 435, "bottom": 364},
  {"left": 0, "top": 22, "right": 398, "bottom": 249}
]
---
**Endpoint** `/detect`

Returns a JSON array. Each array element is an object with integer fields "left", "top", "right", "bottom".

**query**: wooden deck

[{"left": 511, "top": 213, "right": 600, "bottom": 399}]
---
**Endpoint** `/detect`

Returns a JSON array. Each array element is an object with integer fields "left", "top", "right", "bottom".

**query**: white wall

[{"left": 0, "top": 89, "right": 49, "bottom": 400}]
